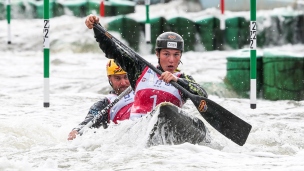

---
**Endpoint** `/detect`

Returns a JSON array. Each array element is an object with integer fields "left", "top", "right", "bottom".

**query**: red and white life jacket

[
  {"left": 107, "top": 91, "right": 134, "bottom": 123},
  {"left": 130, "top": 67, "right": 184, "bottom": 119}
]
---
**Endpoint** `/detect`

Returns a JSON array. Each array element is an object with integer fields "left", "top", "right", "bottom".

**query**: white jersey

[
  {"left": 130, "top": 67, "right": 184, "bottom": 119},
  {"left": 107, "top": 91, "right": 134, "bottom": 123}
]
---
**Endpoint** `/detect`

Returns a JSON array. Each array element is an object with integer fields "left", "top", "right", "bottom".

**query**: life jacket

[
  {"left": 107, "top": 91, "right": 134, "bottom": 124},
  {"left": 130, "top": 66, "right": 184, "bottom": 120}
]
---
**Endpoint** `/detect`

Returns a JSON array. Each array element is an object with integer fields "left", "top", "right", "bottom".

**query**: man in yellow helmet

[
  {"left": 106, "top": 59, "right": 130, "bottom": 94},
  {"left": 68, "top": 59, "right": 134, "bottom": 140}
]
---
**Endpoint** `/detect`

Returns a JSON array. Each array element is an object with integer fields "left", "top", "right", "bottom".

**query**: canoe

[{"left": 147, "top": 102, "right": 208, "bottom": 146}]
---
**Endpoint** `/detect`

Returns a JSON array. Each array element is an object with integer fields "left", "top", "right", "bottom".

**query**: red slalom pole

[
  {"left": 100, "top": 0, "right": 105, "bottom": 17},
  {"left": 220, "top": 0, "right": 225, "bottom": 30},
  {"left": 221, "top": 0, "right": 224, "bottom": 14}
]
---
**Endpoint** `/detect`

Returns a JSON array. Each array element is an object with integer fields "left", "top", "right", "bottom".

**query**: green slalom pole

[
  {"left": 6, "top": 0, "right": 11, "bottom": 44},
  {"left": 43, "top": 0, "right": 50, "bottom": 107},
  {"left": 250, "top": 0, "right": 257, "bottom": 109},
  {"left": 145, "top": 0, "right": 151, "bottom": 43}
]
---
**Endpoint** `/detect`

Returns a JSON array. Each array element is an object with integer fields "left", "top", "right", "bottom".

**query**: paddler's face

[
  {"left": 157, "top": 49, "right": 181, "bottom": 73},
  {"left": 108, "top": 74, "right": 130, "bottom": 94}
]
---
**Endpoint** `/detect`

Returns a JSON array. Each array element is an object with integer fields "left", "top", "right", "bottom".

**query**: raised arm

[{"left": 85, "top": 14, "right": 145, "bottom": 89}]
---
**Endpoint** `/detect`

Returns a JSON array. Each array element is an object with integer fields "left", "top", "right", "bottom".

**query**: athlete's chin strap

[
  {"left": 157, "top": 59, "right": 165, "bottom": 72},
  {"left": 108, "top": 76, "right": 113, "bottom": 87},
  {"left": 108, "top": 77, "right": 118, "bottom": 95},
  {"left": 108, "top": 77, "right": 121, "bottom": 95}
]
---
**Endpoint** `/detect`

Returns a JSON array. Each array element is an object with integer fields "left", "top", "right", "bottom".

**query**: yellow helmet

[{"left": 106, "top": 59, "right": 127, "bottom": 76}]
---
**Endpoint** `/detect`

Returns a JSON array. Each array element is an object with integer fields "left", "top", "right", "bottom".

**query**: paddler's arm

[
  {"left": 84, "top": 14, "right": 145, "bottom": 89},
  {"left": 67, "top": 98, "right": 109, "bottom": 140},
  {"left": 159, "top": 71, "right": 208, "bottom": 100},
  {"left": 177, "top": 74, "right": 208, "bottom": 99},
  {"left": 93, "top": 27, "right": 145, "bottom": 89}
]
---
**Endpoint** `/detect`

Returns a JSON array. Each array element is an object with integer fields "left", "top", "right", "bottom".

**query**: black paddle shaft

[
  {"left": 79, "top": 86, "right": 133, "bottom": 134},
  {"left": 93, "top": 23, "right": 252, "bottom": 146}
]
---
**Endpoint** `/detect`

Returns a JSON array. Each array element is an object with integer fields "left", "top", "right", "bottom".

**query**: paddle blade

[{"left": 190, "top": 95, "right": 252, "bottom": 146}]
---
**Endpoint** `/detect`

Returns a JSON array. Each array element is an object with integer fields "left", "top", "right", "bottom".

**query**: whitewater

[{"left": 1, "top": 2, "right": 304, "bottom": 171}]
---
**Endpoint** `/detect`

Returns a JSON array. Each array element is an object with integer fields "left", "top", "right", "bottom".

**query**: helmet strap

[
  {"left": 108, "top": 76, "right": 121, "bottom": 95},
  {"left": 156, "top": 51, "right": 164, "bottom": 72},
  {"left": 108, "top": 76, "right": 113, "bottom": 87},
  {"left": 178, "top": 53, "right": 183, "bottom": 65}
]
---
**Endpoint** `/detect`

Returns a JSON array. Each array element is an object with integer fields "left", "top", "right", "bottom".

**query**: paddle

[
  {"left": 79, "top": 86, "right": 133, "bottom": 135},
  {"left": 93, "top": 23, "right": 252, "bottom": 146}
]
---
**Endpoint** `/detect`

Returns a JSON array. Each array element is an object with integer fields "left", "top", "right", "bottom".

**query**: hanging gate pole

[
  {"left": 145, "top": 0, "right": 151, "bottom": 43},
  {"left": 6, "top": 0, "right": 11, "bottom": 44},
  {"left": 250, "top": 0, "right": 257, "bottom": 109},
  {"left": 100, "top": 0, "right": 105, "bottom": 17},
  {"left": 220, "top": 0, "right": 225, "bottom": 30},
  {"left": 43, "top": 0, "right": 50, "bottom": 107}
]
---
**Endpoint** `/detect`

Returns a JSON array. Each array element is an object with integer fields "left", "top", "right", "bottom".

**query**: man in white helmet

[{"left": 68, "top": 59, "right": 134, "bottom": 140}]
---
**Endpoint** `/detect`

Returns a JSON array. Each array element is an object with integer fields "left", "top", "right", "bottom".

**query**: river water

[{"left": 0, "top": 9, "right": 304, "bottom": 171}]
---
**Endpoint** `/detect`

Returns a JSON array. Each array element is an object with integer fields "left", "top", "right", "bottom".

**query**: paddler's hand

[
  {"left": 160, "top": 71, "right": 178, "bottom": 83},
  {"left": 85, "top": 14, "right": 99, "bottom": 29},
  {"left": 67, "top": 130, "right": 78, "bottom": 140}
]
